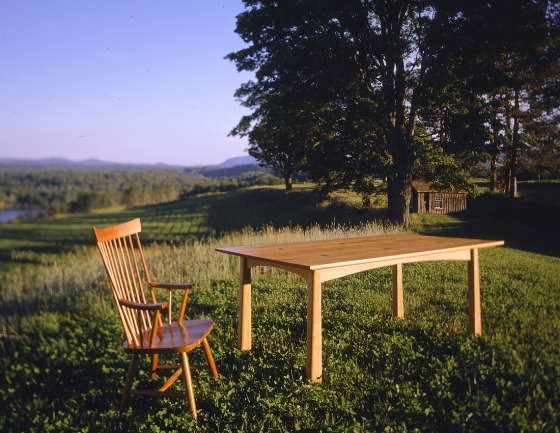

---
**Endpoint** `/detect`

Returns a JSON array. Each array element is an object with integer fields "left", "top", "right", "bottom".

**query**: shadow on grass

[{"left": 411, "top": 182, "right": 560, "bottom": 258}]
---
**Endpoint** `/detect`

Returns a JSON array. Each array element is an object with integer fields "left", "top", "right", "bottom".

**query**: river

[{"left": 0, "top": 209, "right": 43, "bottom": 223}]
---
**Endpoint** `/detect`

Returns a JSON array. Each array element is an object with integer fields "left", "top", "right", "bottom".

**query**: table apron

[
  {"left": 247, "top": 248, "right": 472, "bottom": 283},
  {"left": 246, "top": 258, "right": 311, "bottom": 279}
]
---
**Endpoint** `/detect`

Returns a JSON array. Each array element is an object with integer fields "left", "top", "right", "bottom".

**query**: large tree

[{"left": 228, "top": 0, "right": 554, "bottom": 226}]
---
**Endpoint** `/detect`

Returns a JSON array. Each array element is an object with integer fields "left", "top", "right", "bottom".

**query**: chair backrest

[{"left": 93, "top": 218, "right": 158, "bottom": 347}]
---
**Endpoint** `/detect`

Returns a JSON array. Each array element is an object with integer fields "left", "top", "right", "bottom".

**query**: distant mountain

[
  {"left": 0, "top": 156, "right": 257, "bottom": 172},
  {"left": 0, "top": 158, "right": 163, "bottom": 172},
  {"left": 217, "top": 156, "right": 258, "bottom": 168}
]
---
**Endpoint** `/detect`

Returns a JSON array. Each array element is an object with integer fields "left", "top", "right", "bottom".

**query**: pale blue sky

[{"left": 0, "top": 0, "right": 253, "bottom": 166}]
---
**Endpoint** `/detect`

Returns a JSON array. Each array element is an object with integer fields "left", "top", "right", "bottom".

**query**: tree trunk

[
  {"left": 387, "top": 174, "right": 412, "bottom": 227},
  {"left": 490, "top": 158, "right": 497, "bottom": 192},
  {"left": 382, "top": 46, "right": 415, "bottom": 227},
  {"left": 507, "top": 88, "right": 520, "bottom": 198},
  {"left": 504, "top": 164, "right": 511, "bottom": 197},
  {"left": 508, "top": 148, "right": 518, "bottom": 197},
  {"left": 385, "top": 101, "right": 414, "bottom": 227},
  {"left": 284, "top": 173, "right": 293, "bottom": 191}
]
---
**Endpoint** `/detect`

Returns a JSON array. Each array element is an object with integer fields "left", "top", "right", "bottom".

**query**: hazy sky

[{"left": 0, "top": 0, "right": 254, "bottom": 166}]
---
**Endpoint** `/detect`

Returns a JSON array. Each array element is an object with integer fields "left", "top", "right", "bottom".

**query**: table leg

[
  {"left": 392, "top": 263, "right": 404, "bottom": 318},
  {"left": 306, "top": 270, "right": 322, "bottom": 382},
  {"left": 468, "top": 248, "right": 482, "bottom": 335},
  {"left": 238, "top": 257, "right": 252, "bottom": 350}
]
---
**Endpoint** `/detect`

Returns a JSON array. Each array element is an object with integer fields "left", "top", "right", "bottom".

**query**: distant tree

[
  {"left": 123, "top": 182, "right": 143, "bottom": 207},
  {"left": 70, "top": 191, "right": 102, "bottom": 213},
  {"left": 521, "top": 112, "right": 560, "bottom": 179},
  {"left": 479, "top": 1, "right": 559, "bottom": 195},
  {"left": 228, "top": 29, "right": 343, "bottom": 191},
  {"left": 231, "top": 111, "right": 304, "bottom": 191}
]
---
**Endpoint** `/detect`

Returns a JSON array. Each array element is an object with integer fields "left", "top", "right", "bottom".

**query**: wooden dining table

[{"left": 216, "top": 234, "right": 504, "bottom": 382}]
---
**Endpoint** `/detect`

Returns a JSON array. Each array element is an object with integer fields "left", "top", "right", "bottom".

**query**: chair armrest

[
  {"left": 118, "top": 299, "right": 168, "bottom": 311},
  {"left": 148, "top": 282, "right": 194, "bottom": 324},
  {"left": 149, "top": 282, "right": 195, "bottom": 290},
  {"left": 118, "top": 299, "right": 167, "bottom": 348}
]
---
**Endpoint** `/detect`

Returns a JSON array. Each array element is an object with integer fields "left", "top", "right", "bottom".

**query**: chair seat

[{"left": 123, "top": 319, "right": 214, "bottom": 354}]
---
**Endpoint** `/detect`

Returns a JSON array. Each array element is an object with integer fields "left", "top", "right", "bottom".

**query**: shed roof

[{"left": 411, "top": 179, "right": 467, "bottom": 193}]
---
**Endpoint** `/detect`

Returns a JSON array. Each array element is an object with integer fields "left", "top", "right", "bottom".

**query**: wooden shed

[{"left": 410, "top": 179, "right": 467, "bottom": 214}]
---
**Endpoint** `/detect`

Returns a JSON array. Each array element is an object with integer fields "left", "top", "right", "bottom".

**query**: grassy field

[
  {"left": 2, "top": 180, "right": 558, "bottom": 263},
  {"left": 1, "top": 181, "right": 559, "bottom": 432},
  {"left": 0, "top": 184, "right": 386, "bottom": 266}
]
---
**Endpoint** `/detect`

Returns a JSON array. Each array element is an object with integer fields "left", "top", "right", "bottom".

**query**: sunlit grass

[{"left": 1, "top": 221, "right": 559, "bottom": 431}]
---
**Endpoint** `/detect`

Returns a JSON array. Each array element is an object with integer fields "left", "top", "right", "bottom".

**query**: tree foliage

[
  {"left": 0, "top": 168, "right": 282, "bottom": 216},
  {"left": 229, "top": 0, "right": 560, "bottom": 226}
]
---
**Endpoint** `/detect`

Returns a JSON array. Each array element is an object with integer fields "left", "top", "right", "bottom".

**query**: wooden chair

[{"left": 93, "top": 218, "right": 218, "bottom": 419}]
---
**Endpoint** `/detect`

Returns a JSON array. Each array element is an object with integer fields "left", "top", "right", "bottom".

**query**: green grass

[
  {"left": 1, "top": 241, "right": 559, "bottom": 432},
  {"left": 1, "top": 181, "right": 559, "bottom": 432}
]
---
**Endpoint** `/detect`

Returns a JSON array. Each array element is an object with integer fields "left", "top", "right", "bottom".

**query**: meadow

[{"left": 1, "top": 182, "right": 559, "bottom": 432}]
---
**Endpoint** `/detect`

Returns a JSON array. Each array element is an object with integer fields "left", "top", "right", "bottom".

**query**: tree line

[
  {"left": 228, "top": 0, "right": 560, "bottom": 226},
  {"left": 0, "top": 167, "right": 282, "bottom": 215}
]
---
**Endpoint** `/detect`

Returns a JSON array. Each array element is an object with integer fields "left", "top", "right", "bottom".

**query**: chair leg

[
  {"left": 202, "top": 338, "right": 219, "bottom": 378},
  {"left": 121, "top": 354, "right": 140, "bottom": 411},
  {"left": 179, "top": 352, "right": 197, "bottom": 420},
  {"left": 150, "top": 354, "right": 159, "bottom": 379}
]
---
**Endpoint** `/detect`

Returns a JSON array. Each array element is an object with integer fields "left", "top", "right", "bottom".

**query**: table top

[{"left": 216, "top": 234, "right": 504, "bottom": 271}]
